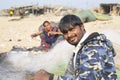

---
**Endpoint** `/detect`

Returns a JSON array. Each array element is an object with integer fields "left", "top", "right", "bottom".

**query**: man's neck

[{"left": 75, "top": 31, "right": 88, "bottom": 47}]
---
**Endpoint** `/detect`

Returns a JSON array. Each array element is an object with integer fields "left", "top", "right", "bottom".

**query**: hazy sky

[{"left": 0, "top": 0, "right": 120, "bottom": 10}]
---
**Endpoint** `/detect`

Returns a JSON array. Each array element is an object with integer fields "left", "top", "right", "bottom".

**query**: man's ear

[{"left": 80, "top": 24, "right": 85, "bottom": 31}]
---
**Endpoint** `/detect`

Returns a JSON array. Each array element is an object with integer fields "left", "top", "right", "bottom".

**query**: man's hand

[{"left": 34, "top": 69, "right": 54, "bottom": 80}]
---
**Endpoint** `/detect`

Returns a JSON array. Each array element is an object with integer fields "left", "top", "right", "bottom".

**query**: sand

[
  {"left": 0, "top": 14, "right": 120, "bottom": 68},
  {"left": 0, "top": 14, "right": 63, "bottom": 53}
]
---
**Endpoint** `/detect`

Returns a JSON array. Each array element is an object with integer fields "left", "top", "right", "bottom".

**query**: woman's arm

[{"left": 31, "top": 30, "right": 42, "bottom": 38}]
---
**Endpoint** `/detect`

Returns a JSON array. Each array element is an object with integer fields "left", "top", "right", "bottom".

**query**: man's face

[{"left": 63, "top": 25, "right": 84, "bottom": 46}]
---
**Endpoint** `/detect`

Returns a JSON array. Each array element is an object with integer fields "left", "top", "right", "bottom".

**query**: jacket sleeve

[{"left": 54, "top": 45, "right": 117, "bottom": 80}]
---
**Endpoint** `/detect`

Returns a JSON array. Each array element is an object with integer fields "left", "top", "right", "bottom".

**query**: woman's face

[{"left": 44, "top": 22, "right": 52, "bottom": 31}]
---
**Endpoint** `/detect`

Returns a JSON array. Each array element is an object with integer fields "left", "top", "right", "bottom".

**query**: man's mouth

[{"left": 69, "top": 37, "right": 76, "bottom": 43}]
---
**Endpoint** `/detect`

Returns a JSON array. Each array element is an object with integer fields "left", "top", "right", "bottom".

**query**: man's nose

[{"left": 67, "top": 31, "right": 72, "bottom": 37}]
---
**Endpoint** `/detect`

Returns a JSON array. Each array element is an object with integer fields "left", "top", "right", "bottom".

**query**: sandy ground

[
  {"left": 0, "top": 14, "right": 120, "bottom": 68},
  {"left": 0, "top": 14, "right": 63, "bottom": 53}
]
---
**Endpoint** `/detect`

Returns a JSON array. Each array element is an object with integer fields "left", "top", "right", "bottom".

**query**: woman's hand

[{"left": 31, "top": 33, "right": 38, "bottom": 38}]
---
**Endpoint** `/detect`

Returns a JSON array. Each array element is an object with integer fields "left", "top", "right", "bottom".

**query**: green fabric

[
  {"left": 75, "top": 10, "right": 96, "bottom": 23},
  {"left": 75, "top": 10, "right": 112, "bottom": 23},
  {"left": 117, "top": 68, "right": 120, "bottom": 80},
  {"left": 92, "top": 11, "right": 112, "bottom": 21}
]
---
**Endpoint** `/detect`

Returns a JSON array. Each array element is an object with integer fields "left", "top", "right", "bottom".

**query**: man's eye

[
  {"left": 63, "top": 32, "right": 67, "bottom": 34},
  {"left": 69, "top": 28, "right": 74, "bottom": 31}
]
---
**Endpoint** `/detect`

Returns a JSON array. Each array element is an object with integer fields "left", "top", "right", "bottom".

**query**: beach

[
  {"left": 0, "top": 15, "right": 120, "bottom": 53},
  {"left": 0, "top": 14, "right": 63, "bottom": 53},
  {"left": 0, "top": 14, "right": 120, "bottom": 79}
]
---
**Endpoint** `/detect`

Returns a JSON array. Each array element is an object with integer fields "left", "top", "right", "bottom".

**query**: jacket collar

[
  {"left": 73, "top": 32, "right": 89, "bottom": 68},
  {"left": 73, "top": 32, "right": 89, "bottom": 54}
]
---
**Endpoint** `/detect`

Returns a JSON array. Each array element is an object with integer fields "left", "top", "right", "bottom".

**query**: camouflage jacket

[{"left": 55, "top": 32, "right": 117, "bottom": 80}]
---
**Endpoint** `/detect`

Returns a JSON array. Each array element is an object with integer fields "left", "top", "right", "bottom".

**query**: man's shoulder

[
  {"left": 82, "top": 32, "right": 108, "bottom": 45},
  {"left": 80, "top": 32, "right": 109, "bottom": 52},
  {"left": 80, "top": 32, "right": 116, "bottom": 57}
]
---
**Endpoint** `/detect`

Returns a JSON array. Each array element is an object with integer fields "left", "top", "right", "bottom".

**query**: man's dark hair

[{"left": 59, "top": 15, "right": 83, "bottom": 34}]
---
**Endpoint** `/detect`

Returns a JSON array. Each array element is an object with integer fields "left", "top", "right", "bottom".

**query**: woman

[{"left": 31, "top": 21, "right": 64, "bottom": 51}]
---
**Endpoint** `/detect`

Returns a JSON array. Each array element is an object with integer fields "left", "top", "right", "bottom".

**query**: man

[
  {"left": 31, "top": 21, "right": 63, "bottom": 51},
  {"left": 33, "top": 15, "right": 117, "bottom": 80}
]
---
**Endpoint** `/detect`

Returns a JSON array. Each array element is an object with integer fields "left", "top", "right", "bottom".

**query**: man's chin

[{"left": 69, "top": 41, "right": 78, "bottom": 46}]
